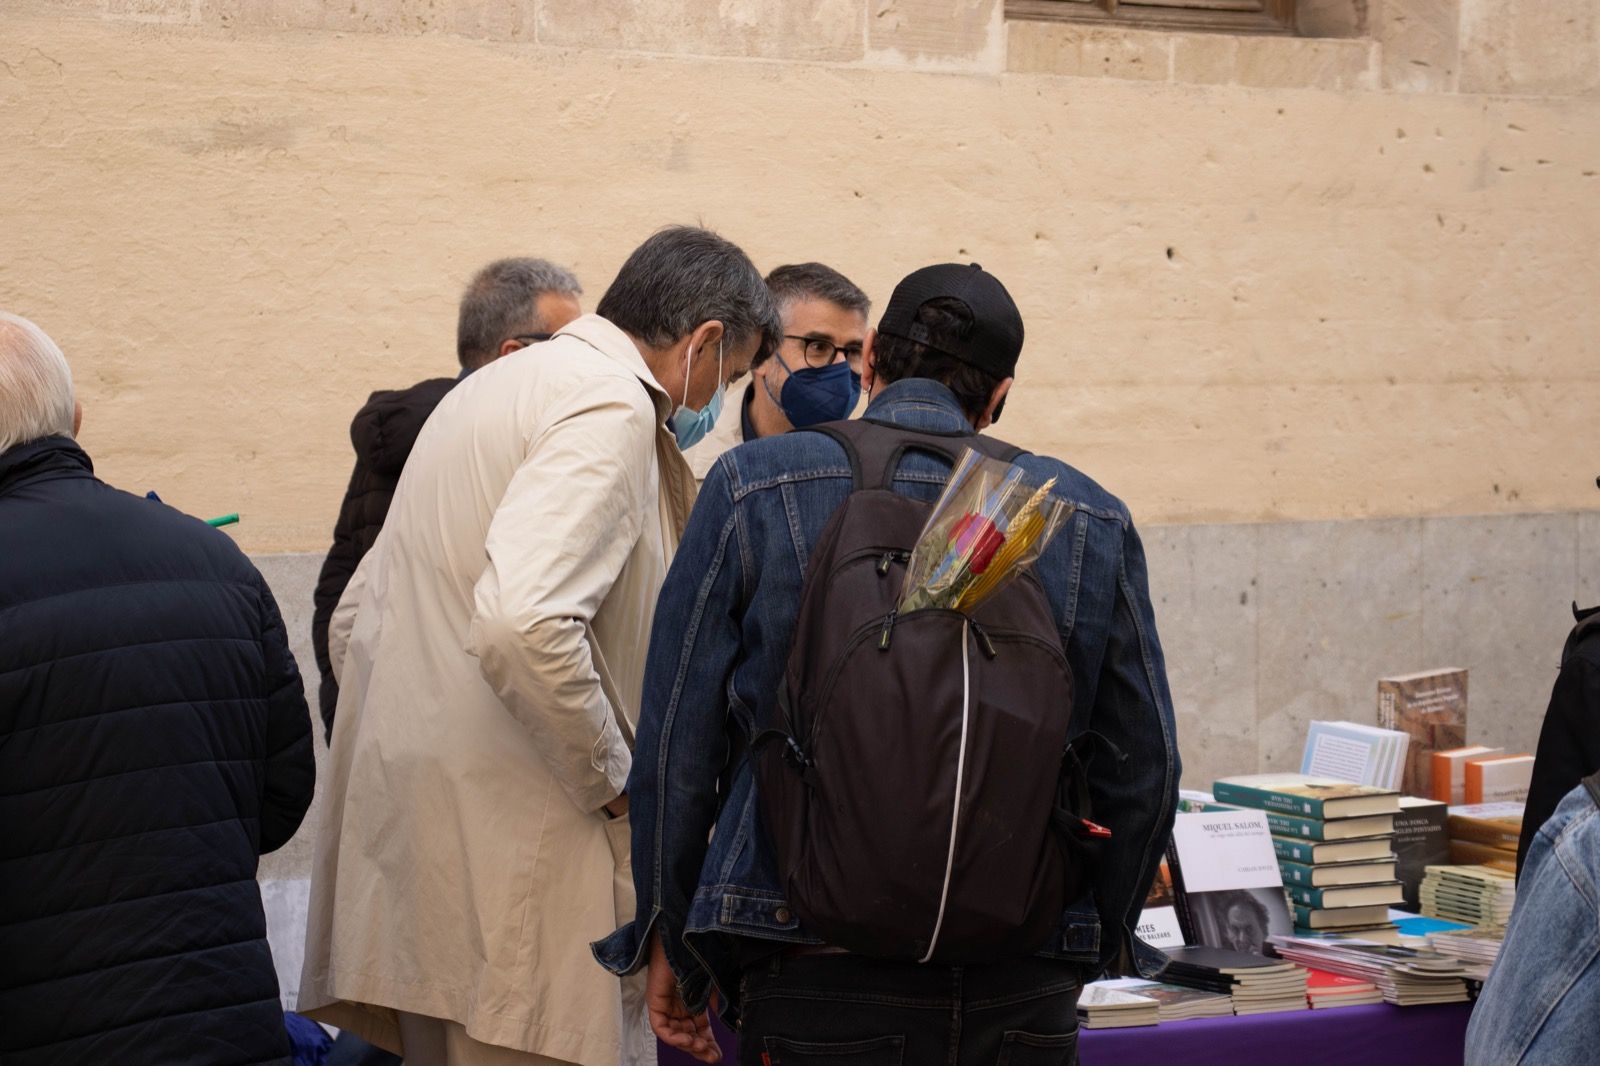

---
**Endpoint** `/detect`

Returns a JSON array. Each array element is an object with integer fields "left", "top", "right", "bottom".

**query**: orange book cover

[{"left": 1464, "top": 754, "right": 1534, "bottom": 805}]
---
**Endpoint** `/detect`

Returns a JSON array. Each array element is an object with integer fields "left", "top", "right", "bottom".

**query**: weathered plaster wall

[{"left": 4, "top": 3, "right": 1598, "bottom": 553}]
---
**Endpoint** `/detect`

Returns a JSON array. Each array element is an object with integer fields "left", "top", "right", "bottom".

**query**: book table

[{"left": 658, "top": 1000, "right": 1472, "bottom": 1065}]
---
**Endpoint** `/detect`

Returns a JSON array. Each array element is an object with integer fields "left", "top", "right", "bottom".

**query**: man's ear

[
  {"left": 976, "top": 377, "right": 1013, "bottom": 431},
  {"left": 72, "top": 400, "right": 83, "bottom": 436},
  {"left": 498, "top": 338, "right": 526, "bottom": 359},
  {"left": 687, "top": 319, "right": 725, "bottom": 360},
  {"left": 860, "top": 329, "right": 879, "bottom": 398}
]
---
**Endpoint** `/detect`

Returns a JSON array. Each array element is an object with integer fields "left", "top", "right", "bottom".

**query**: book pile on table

[
  {"left": 1305, "top": 967, "right": 1383, "bottom": 1009},
  {"left": 1427, "top": 927, "right": 1504, "bottom": 969},
  {"left": 1267, "top": 936, "right": 1472, "bottom": 1006},
  {"left": 1420, "top": 864, "right": 1515, "bottom": 928},
  {"left": 1076, "top": 984, "right": 1160, "bottom": 1029},
  {"left": 1093, "top": 978, "right": 1234, "bottom": 1022},
  {"left": 1159, "top": 945, "right": 1309, "bottom": 1015},
  {"left": 1445, "top": 802, "right": 1523, "bottom": 874},
  {"left": 1213, "top": 774, "right": 1403, "bottom": 939}
]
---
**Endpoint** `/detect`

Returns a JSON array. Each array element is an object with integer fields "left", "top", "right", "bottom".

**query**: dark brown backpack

[{"left": 753, "top": 420, "right": 1103, "bottom": 964}]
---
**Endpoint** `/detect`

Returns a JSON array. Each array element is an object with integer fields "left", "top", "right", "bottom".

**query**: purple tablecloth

[{"left": 659, "top": 1001, "right": 1473, "bottom": 1065}]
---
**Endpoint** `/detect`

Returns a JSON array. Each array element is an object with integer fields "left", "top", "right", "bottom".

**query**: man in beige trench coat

[{"left": 300, "top": 227, "right": 779, "bottom": 1066}]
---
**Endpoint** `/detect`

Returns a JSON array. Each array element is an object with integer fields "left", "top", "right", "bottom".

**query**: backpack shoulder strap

[{"left": 805, "top": 418, "right": 1028, "bottom": 491}]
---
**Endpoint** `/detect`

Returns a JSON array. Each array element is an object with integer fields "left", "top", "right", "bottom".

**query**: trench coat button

[{"left": 774, "top": 906, "right": 792, "bottom": 924}]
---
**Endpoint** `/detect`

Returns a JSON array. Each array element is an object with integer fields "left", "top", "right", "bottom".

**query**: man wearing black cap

[{"left": 596, "top": 265, "right": 1179, "bottom": 1064}]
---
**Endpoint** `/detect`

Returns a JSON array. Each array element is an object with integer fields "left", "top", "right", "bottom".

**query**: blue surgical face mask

[
  {"left": 669, "top": 338, "right": 724, "bottom": 450},
  {"left": 764, "top": 358, "right": 861, "bottom": 429}
]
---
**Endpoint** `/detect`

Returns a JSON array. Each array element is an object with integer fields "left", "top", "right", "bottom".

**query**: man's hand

[
  {"left": 604, "top": 792, "right": 630, "bottom": 819},
  {"left": 646, "top": 929, "right": 721, "bottom": 1063}
]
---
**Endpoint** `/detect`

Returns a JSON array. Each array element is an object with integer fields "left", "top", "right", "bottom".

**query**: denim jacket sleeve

[
  {"left": 600, "top": 458, "right": 745, "bottom": 998},
  {"left": 1087, "top": 519, "right": 1180, "bottom": 973}
]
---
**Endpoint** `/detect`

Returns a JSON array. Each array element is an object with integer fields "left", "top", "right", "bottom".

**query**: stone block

[
  {"left": 539, "top": 0, "right": 866, "bottom": 62},
  {"left": 869, "top": 0, "right": 997, "bottom": 64},
  {"left": 1296, "top": 0, "right": 1368, "bottom": 38},
  {"left": 104, "top": 0, "right": 196, "bottom": 23},
  {"left": 201, "top": 0, "right": 538, "bottom": 39},
  {"left": 1174, "top": 33, "right": 1376, "bottom": 90},
  {"left": 1459, "top": 0, "right": 1600, "bottom": 97},
  {"left": 1420, "top": 514, "right": 1579, "bottom": 755},
  {"left": 1143, "top": 523, "right": 1259, "bottom": 789},
  {"left": 251, "top": 552, "right": 326, "bottom": 882},
  {"left": 1377, "top": 0, "right": 1460, "bottom": 94},
  {"left": 1007, "top": 19, "right": 1171, "bottom": 81},
  {"left": 1255, "top": 519, "right": 1424, "bottom": 773}
]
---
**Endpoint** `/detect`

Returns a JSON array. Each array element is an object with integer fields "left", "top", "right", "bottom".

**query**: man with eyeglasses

[
  {"left": 311, "top": 257, "right": 582, "bottom": 745},
  {"left": 683, "top": 262, "right": 869, "bottom": 481}
]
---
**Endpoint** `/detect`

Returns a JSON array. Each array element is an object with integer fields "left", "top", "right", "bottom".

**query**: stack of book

[
  {"left": 1427, "top": 927, "right": 1504, "bottom": 969},
  {"left": 1267, "top": 936, "right": 1472, "bottom": 1006},
  {"left": 1446, "top": 802, "right": 1523, "bottom": 873},
  {"left": 1092, "top": 978, "right": 1234, "bottom": 1022},
  {"left": 1305, "top": 968, "right": 1383, "bottom": 1009},
  {"left": 1420, "top": 864, "right": 1515, "bottom": 928},
  {"left": 1076, "top": 984, "right": 1160, "bottom": 1029},
  {"left": 1160, "top": 945, "right": 1309, "bottom": 1015},
  {"left": 1214, "top": 774, "right": 1403, "bottom": 938}
]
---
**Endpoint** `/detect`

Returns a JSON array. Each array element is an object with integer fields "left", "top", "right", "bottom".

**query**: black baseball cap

[{"left": 875, "top": 263, "right": 1024, "bottom": 379}]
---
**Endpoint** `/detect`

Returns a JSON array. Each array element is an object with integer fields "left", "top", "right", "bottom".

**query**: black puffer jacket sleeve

[{"left": 258, "top": 573, "right": 315, "bottom": 854}]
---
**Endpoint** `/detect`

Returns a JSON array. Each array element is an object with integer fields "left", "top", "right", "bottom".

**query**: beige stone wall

[{"left": 3, "top": 0, "right": 1598, "bottom": 552}]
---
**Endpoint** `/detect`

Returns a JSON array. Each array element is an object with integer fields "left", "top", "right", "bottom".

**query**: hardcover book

[
  {"left": 1377, "top": 668, "right": 1467, "bottom": 798},
  {"left": 1288, "top": 882, "right": 1406, "bottom": 909},
  {"left": 1266, "top": 811, "right": 1396, "bottom": 841},
  {"left": 1273, "top": 835, "right": 1395, "bottom": 865},
  {"left": 1213, "top": 774, "right": 1401, "bottom": 820},
  {"left": 1293, "top": 902, "right": 1393, "bottom": 929},
  {"left": 1279, "top": 859, "right": 1398, "bottom": 887},
  {"left": 1430, "top": 745, "right": 1503, "bottom": 805},
  {"left": 1167, "top": 808, "right": 1293, "bottom": 955},
  {"left": 1392, "top": 796, "right": 1451, "bottom": 911},
  {"left": 1464, "top": 753, "right": 1535, "bottom": 804}
]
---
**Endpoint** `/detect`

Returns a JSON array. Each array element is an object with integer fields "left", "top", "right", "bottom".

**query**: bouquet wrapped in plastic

[{"left": 899, "top": 448, "right": 1073, "bottom": 615}]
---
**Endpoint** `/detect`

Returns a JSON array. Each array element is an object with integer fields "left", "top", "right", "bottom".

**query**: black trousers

[{"left": 737, "top": 953, "right": 1082, "bottom": 1066}]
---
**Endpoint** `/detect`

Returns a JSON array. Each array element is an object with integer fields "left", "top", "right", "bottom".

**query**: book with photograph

[
  {"left": 1135, "top": 858, "right": 1185, "bottom": 950},
  {"left": 1377, "top": 668, "right": 1467, "bottom": 798},
  {"left": 1168, "top": 808, "right": 1293, "bottom": 955}
]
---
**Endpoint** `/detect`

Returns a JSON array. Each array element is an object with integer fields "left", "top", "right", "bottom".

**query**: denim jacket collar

[{"left": 862, "top": 378, "right": 976, "bottom": 436}]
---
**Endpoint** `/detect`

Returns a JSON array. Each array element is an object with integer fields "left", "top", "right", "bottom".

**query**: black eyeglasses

[
  {"left": 785, "top": 335, "right": 864, "bottom": 371},
  {"left": 511, "top": 333, "right": 553, "bottom": 346}
]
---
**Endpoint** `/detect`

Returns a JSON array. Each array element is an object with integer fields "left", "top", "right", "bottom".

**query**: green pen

[{"left": 207, "top": 513, "right": 240, "bottom": 528}]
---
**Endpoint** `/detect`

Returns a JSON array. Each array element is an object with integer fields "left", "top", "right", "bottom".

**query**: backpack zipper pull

[
  {"left": 970, "top": 620, "right": 997, "bottom": 660},
  {"left": 877, "top": 549, "right": 910, "bottom": 576},
  {"left": 878, "top": 609, "right": 899, "bottom": 651}
]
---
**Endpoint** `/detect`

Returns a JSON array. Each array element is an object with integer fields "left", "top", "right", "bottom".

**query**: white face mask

[{"left": 669, "top": 337, "right": 724, "bottom": 450}]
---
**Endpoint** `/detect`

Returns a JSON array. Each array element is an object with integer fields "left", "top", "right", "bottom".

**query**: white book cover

[{"left": 1171, "top": 809, "right": 1293, "bottom": 954}]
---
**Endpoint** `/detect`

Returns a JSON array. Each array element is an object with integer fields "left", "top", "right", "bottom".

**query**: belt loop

[{"left": 767, "top": 952, "right": 783, "bottom": 978}]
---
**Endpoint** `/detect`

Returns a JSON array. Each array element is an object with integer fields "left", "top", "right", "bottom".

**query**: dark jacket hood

[{"left": 348, "top": 377, "right": 456, "bottom": 476}]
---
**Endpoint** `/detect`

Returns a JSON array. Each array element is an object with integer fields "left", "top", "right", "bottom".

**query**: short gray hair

[
  {"left": 456, "top": 258, "right": 583, "bottom": 369},
  {"left": 0, "top": 312, "right": 75, "bottom": 455},
  {"left": 595, "top": 226, "right": 780, "bottom": 361}
]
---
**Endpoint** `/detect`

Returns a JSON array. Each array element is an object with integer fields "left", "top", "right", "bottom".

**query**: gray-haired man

[
  {"left": 300, "top": 227, "right": 778, "bottom": 1066},
  {"left": 311, "top": 257, "right": 583, "bottom": 742}
]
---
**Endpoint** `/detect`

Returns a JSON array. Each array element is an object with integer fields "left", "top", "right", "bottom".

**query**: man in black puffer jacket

[
  {"left": 0, "top": 312, "right": 316, "bottom": 1066},
  {"left": 310, "top": 257, "right": 582, "bottom": 741}
]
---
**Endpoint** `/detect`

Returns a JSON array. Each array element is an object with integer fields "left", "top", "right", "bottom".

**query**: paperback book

[
  {"left": 1464, "top": 753, "right": 1535, "bottom": 804},
  {"left": 1392, "top": 796, "right": 1450, "bottom": 911},
  {"left": 1300, "top": 720, "right": 1409, "bottom": 790},
  {"left": 1430, "top": 745, "right": 1503, "bottom": 805},
  {"left": 1167, "top": 808, "right": 1293, "bottom": 955}
]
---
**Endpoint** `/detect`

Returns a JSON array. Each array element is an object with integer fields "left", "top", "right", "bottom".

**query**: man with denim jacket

[{"left": 595, "top": 264, "right": 1179, "bottom": 1064}]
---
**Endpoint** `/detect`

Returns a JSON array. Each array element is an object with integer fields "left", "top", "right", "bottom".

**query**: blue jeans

[
  {"left": 737, "top": 953, "right": 1082, "bottom": 1066},
  {"left": 1466, "top": 782, "right": 1600, "bottom": 1065}
]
